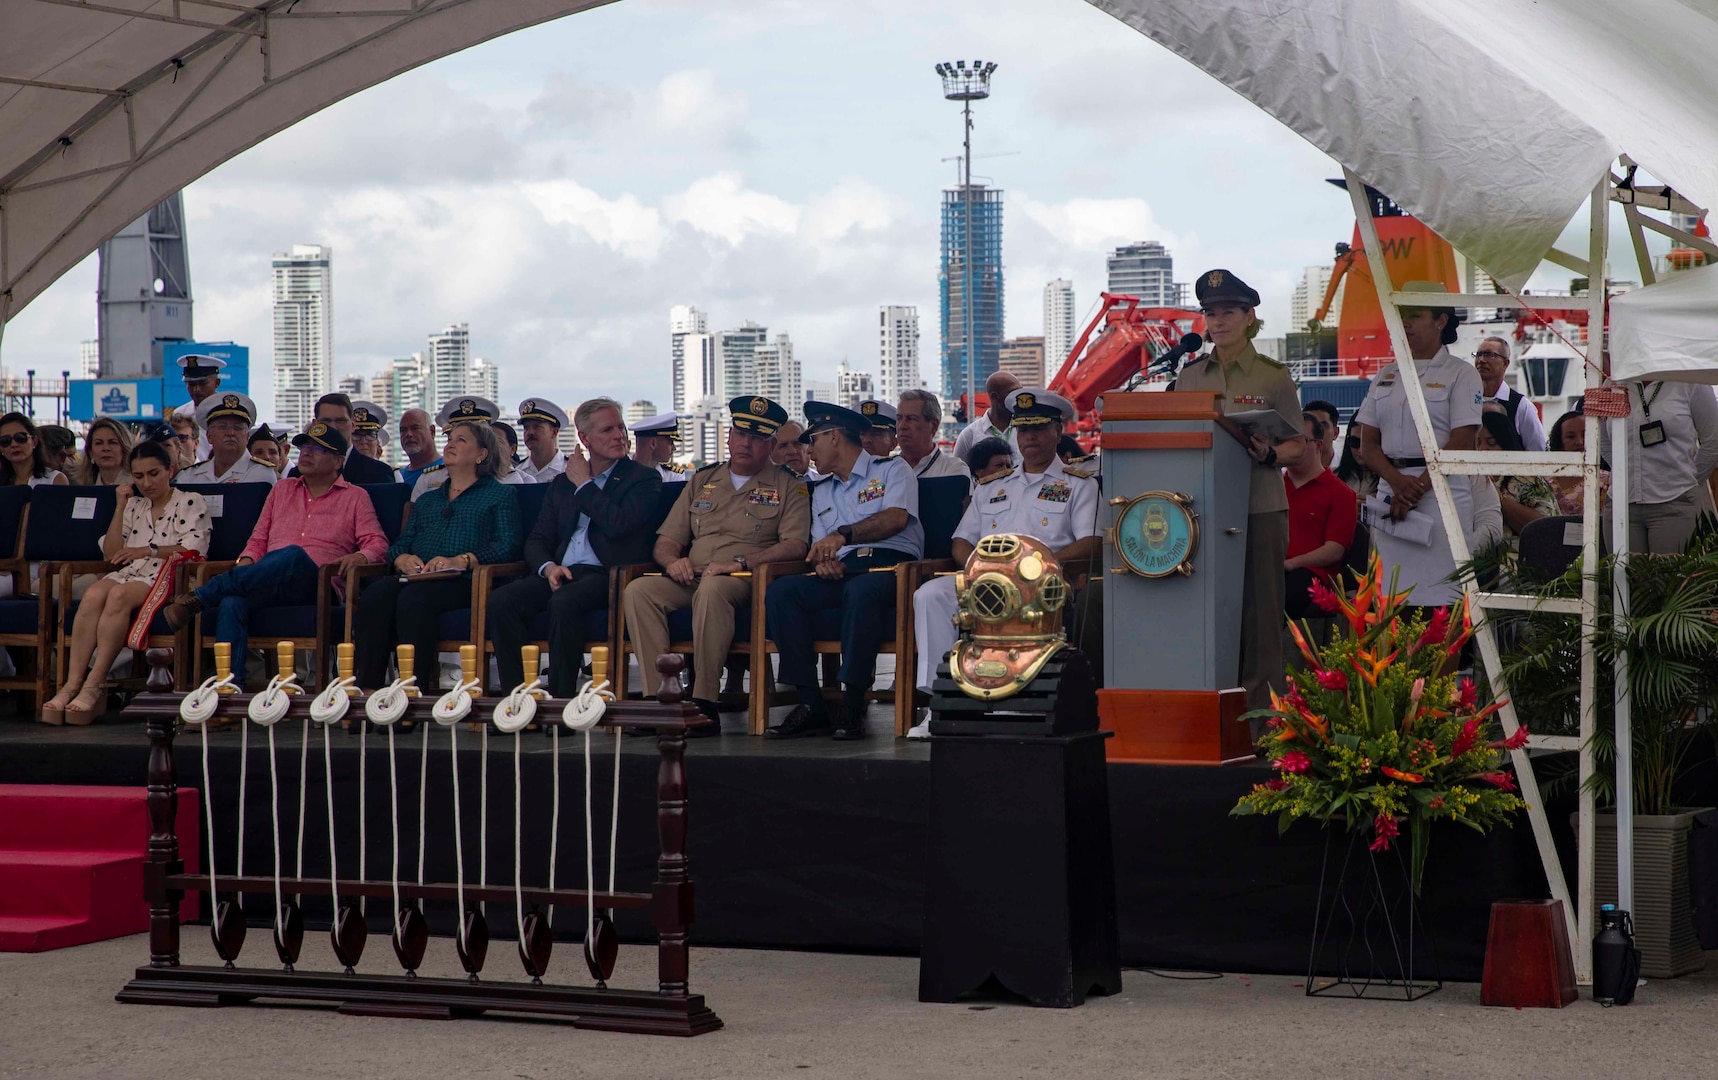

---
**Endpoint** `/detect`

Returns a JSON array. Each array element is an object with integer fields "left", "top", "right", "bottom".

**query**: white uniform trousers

[
  {"left": 914, "top": 576, "right": 961, "bottom": 693},
  {"left": 1371, "top": 469, "right": 1472, "bottom": 609}
]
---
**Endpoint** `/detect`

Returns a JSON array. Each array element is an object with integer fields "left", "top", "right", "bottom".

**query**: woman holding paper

[
  {"left": 1352, "top": 283, "right": 1482, "bottom": 609},
  {"left": 1172, "top": 269, "right": 1305, "bottom": 719}
]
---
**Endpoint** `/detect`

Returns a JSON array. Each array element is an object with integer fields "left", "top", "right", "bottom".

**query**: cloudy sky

[{"left": 2, "top": 0, "right": 1656, "bottom": 419}]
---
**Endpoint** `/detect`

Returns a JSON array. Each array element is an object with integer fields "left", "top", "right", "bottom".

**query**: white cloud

[{"left": 664, "top": 172, "right": 801, "bottom": 244}]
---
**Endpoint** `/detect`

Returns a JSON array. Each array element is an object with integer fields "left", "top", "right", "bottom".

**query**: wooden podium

[{"left": 1098, "top": 392, "right": 1255, "bottom": 765}]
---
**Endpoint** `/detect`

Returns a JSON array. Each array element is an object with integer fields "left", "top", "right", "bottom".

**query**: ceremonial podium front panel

[{"left": 1098, "top": 392, "right": 1253, "bottom": 764}]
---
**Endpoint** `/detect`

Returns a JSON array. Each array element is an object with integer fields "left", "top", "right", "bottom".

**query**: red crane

[{"left": 1048, "top": 293, "right": 1205, "bottom": 449}]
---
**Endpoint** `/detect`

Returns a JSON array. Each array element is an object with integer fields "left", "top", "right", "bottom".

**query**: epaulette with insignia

[
  {"left": 1064, "top": 466, "right": 1095, "bottom": 479},
  {"left": 664, "top": 461, "right": 689, "bottom": 474},
  {"left": 422, "top": 463, "right": 446, "bottom": 474},
  {"left": 690, "top": 462, "right": 723, "bottom": 482},
  {"left": 977, "top": 468, "right": 1015, "bottom": 485}
]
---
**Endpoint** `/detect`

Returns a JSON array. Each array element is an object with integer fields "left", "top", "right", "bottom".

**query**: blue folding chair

[{"left": 0, "top": 486, "right": 39, "bottom": 704}]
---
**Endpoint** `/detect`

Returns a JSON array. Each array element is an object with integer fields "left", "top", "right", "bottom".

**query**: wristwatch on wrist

[
  {"left": 734, "top": 553, "right": 748, "bottom": 570},
  {"left": 1263, "top": 447, "right": 1278, "bottom": 467},
  {"left": 837, "top": 524, "right": 855, "bottom": 543},
  {"left": 148, "top": 543, "right": 159, "bottom": 557}
]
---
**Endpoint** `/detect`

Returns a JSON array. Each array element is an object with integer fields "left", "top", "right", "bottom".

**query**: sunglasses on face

[{"left": 0, "top": 433, "right": 32, "bottom": 447}]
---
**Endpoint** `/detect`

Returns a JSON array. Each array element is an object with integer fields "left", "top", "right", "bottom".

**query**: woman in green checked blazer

[{"left": 353, "top": 419, "right": 519, "bottom": 690}]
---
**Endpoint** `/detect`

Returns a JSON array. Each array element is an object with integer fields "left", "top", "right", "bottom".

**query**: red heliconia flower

[
  {"left": 1315, "top": 668, "right": 1349, "bottom": 692},
  {"left": 1446, "top": 601, "right": 1476, "bottom": 658},
  {"left": 1369, "top": 814, "right": 1401, "bottom": 852},
  {"left": 1480, "top": 771, "right": 1519, "bottom": 792},
  {"left": 1417, "top": 606, "right": 1451, "bottom": 651},
  {"left": 1450, "top": 718, "right": 1479, "bottom": 759},
  {"left": 1283, "top": 684, "right": 1309, "bottom": 713},
  {"left": 1308, "top": 576, "right": 1343, "bottom": 614},
  {"left": 1266, "top": 716, "right": 1283, "bottom": 729},
  {"left": 1490, "top": 726, "right": 1531, "bottom": 752},
  {"left": 1456, "top": 677, "right": 1480, "bottom": 712},
  {"left": 1277, "top": 749, "right": 1312, "bottom": 774},
  {"left": 1262, "top": 778, "right": 1288, "bottom": 792}
]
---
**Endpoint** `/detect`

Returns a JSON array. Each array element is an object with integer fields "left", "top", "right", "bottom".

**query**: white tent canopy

[
  {"left": 1091, "top": 0, "right": 1718, "bottom": 292},
  {"left": 1610, "top": 263, "right": 1718, "bottom": 384},
  {"left": 0, "top": 0, "right": 604, "bottom": 326}
]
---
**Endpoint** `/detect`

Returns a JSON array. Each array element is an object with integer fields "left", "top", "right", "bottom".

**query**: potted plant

[
  {"left": 1235, "top": 555, "right": 1529, "bottom": 996},
  {"left": 1498, "top": 523, "right": 1718, "bottom": 979}
]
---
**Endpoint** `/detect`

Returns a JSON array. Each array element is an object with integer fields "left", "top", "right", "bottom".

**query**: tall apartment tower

[
  {"left": 1107, "top": 241, "right": 1184, "bottom": 307},
  {"left": 753, "top": 334, "right": 801, "bottom": 416},
  {"left": 998, "top": 336, "right": 1046, "bottom": 387},
  {"left": 877, "top": 305, "right": 921, "bottom": 405},
  {"left": 625, "top": 400, "right": 656, "bottom": 426},
  {"left": 1042, "top": 279, "right": 1076, "bottom": 374},
  {"left": 718, "top": 322, "right": 770, "bottom": 401},
  {"left": 669, "top": 305, "right": 709, "bottom": 443},
  {"left": 835, "top": 361, "right": 875, "bottom": 410},
  {"left": 426, "top": 323, "right": 470, "bottom": 412},
  {"left": 1290, "top": 265, "right": 1343, "bottom": 331},
  {"left": 97, "top": 192, "right": 194, "bottom": 378},
  {"left": 470, "top": 357, "right": 500, "bottom": 404},
  {"left": 271, "top": 244, "right": 332, "bottom": 435},
  {"left": 939, "top": 184, "right": 1005, "bottom": 401}
]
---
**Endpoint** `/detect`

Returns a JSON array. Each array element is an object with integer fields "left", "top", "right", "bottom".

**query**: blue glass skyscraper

[{"left": 939, "top": 185, "right": 1004, "bottom": 404}]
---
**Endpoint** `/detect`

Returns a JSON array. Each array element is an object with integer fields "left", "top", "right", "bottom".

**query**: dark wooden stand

[
  {"left": 115, "top": 651, "right": 721, "bottom": 1036},
  {"left": 918, "top": 730, "right": 1122, "bottom": 1008}
]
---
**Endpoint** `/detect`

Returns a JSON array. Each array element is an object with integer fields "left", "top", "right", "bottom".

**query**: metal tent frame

[{"left": 1348, "top": 161, "right": 1713, "bottom": 984}]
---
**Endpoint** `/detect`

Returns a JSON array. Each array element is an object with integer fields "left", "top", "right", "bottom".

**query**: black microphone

[{"left": 1150, "top": 332, "right": 1204, "bottom": 378}]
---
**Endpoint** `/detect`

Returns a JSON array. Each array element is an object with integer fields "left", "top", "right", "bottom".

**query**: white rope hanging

[
  {"left": 309, "top": 675, "right": 356, "bottom": 919},
  {"left": 316, "top": 710, "right": 339, "bottom": 918},
  {"left": 365, "top": 674, "right": 415, "bottom": 951},
  {"left": 180, "top": 674, "right": 235, "bottom": 912},
  {"left": 416, "top": 721, "right": 428, "bottom": 910},
  {"left": 245, "top": 673, "right": 294, "bottom": 959},
  {"left": 562, "top": 678, "right": 611, "bottom": 959},
  {"left": 432, "top": 674, "right": 481, "bottom": 954},
  {"left": 493, "top": 680, "right": 538, "bottom": 939}
]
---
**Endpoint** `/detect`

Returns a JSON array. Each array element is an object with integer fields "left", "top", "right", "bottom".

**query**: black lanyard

[{"left": 1636, "top": 381, "right": 1665, "bottom": 419}]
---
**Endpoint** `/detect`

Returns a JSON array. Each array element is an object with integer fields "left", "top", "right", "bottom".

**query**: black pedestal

[{"left": 919, "top": 730, "right": 1122, "bottom": 1007}]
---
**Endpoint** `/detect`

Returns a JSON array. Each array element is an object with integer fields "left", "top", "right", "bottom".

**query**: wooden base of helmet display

[{"left": 927, "top": 647, "right": 1099, "bottom": 737}]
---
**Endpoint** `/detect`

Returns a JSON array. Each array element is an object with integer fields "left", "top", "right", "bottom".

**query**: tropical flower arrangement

[{"left": 1232, "top": 554, "right": 1528, "bottom": 891}]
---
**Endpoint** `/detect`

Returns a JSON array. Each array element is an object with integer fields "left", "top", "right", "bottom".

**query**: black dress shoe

[
  {"left": 684, "top": 699, "right": 722, "bottom": 738},
  {"left": 831, "top": 702, "right": 867, "bottom": 741},
  {"left": 764, "top": 704, "right": 832, "bottom": 739}
]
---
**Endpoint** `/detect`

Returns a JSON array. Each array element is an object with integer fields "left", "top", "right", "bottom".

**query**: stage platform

[{"left": 0, "top": 708, "right": 1577, "bottom": 981}]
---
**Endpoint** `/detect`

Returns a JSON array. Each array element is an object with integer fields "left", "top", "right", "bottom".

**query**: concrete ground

[{"left": 3, "top": 934, "right": 1716, "bottom": 1079}]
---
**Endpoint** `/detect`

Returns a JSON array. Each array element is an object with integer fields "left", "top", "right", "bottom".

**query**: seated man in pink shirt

[{"left": 162, "top": 422, "right": 388, "bottom": 683}]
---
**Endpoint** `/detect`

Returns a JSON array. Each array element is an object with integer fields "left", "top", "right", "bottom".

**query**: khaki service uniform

[
  {"left": 623, "top": 461, "right": 811, "bottom": 702},
  {"left": 1174, "top": 341, "right": 1301, "bottom": 712}
]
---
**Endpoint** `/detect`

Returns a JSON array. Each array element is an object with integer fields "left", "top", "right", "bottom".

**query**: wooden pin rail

[{"left": 115, "top": 647, "right": 721, "bottom": 1036}]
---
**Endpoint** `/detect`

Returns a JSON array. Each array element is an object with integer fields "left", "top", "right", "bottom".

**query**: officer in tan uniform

[
  {"left": 623, "top": 395, "right": 811, "bottom": 731},
  {"left": 1173, "top": 269, "right": 1306, "bottom": 721}
]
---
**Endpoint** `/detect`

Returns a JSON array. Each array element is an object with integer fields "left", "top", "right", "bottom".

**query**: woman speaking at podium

[{"left": 1173, "top": 270, "right": 1306, "bottom": 720}]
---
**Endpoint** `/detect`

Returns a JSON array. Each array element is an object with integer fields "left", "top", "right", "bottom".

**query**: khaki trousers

[
  {"left": 623, "top": 574, "right": 752, "bottom": 702},
  {"left": 1242, "top": 511, "right": 1288, "bottom": 730}
]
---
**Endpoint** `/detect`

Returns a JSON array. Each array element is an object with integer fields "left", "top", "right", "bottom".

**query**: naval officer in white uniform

[
  {"left": 629, "top": 412, "right": 690, "bottom": 483},
  {"left": 910, "top": 388, "right": 1100, "bottom": 737},
  {"left": 1352, "top": 282, "right": 1483, "bottom": 609},
  {"left": 179, "top": 392, "right": 279, "bottom": 485},
  {"left": 172, "top": 353, "right": 226, "bottom": 462},
  {"left": 516, "top": 397, "right": 570, "bottom": 483}
]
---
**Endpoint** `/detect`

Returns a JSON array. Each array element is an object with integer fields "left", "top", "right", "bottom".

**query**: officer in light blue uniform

[{"left": 765, "top": 400, "right": 923, "bottom": 740}]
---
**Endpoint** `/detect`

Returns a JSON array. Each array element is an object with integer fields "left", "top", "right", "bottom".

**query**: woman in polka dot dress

[{"left": 42, "top": 441, "right": 210, "bottom": 724}]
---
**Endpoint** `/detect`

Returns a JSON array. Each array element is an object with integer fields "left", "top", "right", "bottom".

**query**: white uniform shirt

[
  {"left": 173, "top": 400, "right": 212, "bottom": 461},
  {"left": 179, "top": 451, "right": 279, "bottom": 486},
  {"left": 516, "top": 451, "right": 567, "bottom": 484},
  {"left": 1488, "top": 384, "right": 1548, "bottom": 452},
  {"left": 1604, "top": 381, "right": 1718, "bottom": 506},
  {"left": 953, "top": 457, "right": 1101, "bottom": 552},
  {"left": 1354, "top": 347, "right": 1485, "bottom": 466},
  {"left": 410, "top": 465, "right": 534, "bottom": 502},
  {"left": 905, "top": 447, "right": 972, "bottom": 485},
  {"left": 952, "top": 414, "right": 1020, "bottom": 464}
]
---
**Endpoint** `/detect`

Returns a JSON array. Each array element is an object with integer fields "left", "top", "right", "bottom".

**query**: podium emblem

[{"left": 1111, "top": 491, "right": 1198, "bottom": 578}]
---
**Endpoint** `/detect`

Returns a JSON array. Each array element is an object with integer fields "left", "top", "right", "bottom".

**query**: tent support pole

[{"left": 1343, "top": 165, "right": 1584, "bottom": 978}]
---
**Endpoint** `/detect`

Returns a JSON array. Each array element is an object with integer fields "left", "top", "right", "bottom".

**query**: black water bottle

[{"left": 1592, "top": 904, "right": 1641, "bottom": 1006}]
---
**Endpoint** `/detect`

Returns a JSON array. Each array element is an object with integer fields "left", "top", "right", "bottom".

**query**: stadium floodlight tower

[{"left": 936, "top": 60, "right": 997, "bottom": 419}]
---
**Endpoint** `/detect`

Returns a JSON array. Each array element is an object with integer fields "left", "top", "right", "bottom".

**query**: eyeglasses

[
  {"left": 1473, "top": 350, "right": 1508, "bottom": 362},
  {"left": 0, "top": 433, "right": 32, "bottom": 447}
]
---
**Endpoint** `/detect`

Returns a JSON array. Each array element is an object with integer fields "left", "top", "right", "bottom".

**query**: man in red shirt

[
  {"left": 162, "top": 423, "right": 389, "bottom": 684},
  {"left": 1284, "top": 412, "right": 1358, "bottom": 621}
]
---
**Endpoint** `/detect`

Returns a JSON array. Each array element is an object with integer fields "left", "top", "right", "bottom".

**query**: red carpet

[{"left": 0, "top": 784, "right": 199, "bottom": 952}]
